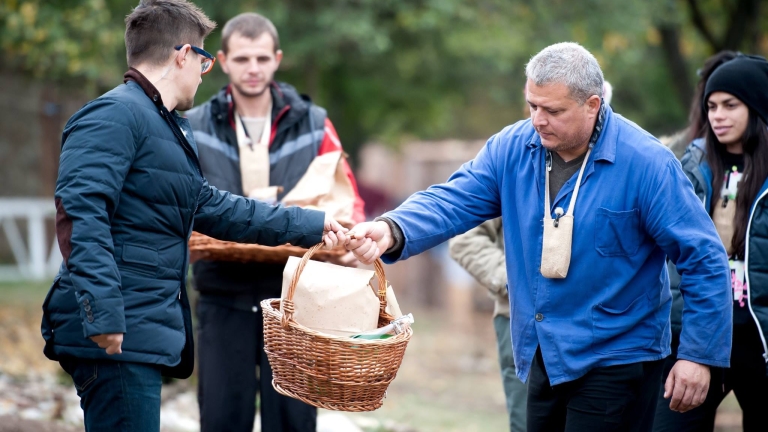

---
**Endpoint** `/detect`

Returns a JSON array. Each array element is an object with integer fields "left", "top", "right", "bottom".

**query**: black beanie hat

[{"left": 704, "top": 54, "right": 768, "bottom": 124}]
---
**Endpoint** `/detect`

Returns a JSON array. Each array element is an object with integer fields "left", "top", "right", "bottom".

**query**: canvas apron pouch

[{"left": 540, "top": 148, "right": 592, "bottom": 279}]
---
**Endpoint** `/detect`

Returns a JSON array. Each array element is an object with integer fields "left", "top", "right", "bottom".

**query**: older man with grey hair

[{"left": 346, "top": 42, "right": 731, "bottom": 431}]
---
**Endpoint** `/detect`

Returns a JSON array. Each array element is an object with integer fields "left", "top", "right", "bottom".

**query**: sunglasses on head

[{"left": 175, "top": 45, "right": 215, "bottom": 75}]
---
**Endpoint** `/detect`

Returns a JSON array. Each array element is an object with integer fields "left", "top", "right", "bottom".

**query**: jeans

[
  {"left": 59, "top": 358, "right": 162, "bottom": 432},
  {"left": 494, "top": 314, "right": 528, "bottom": 431},
  {"left": 527, "top": 347, "right": 663, "bottom": 432}
]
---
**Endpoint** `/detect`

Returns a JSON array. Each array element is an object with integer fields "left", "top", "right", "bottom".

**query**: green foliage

[
  {"left": 0, "top": 0, "right": 123, "bottom": 83},
  {"left": 2, "top": 0, "right": 766, "bottom": 155}
]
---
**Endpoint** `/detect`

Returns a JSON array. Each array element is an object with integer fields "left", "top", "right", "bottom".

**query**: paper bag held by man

[{"left": 281, "top": 150, "right": 356, "bottom": 226}]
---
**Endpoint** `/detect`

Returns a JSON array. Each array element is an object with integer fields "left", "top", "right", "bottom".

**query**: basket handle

[{"left": 281, "top": 243, "right": 388, "bottom": 328}]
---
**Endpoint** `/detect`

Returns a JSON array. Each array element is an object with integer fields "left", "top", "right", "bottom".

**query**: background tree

[{"left": 2, "top": 0, "right": 766, "bottom": 158}]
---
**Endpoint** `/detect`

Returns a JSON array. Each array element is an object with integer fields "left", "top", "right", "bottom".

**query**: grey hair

[{"left": 525, "top": 42, "right": 604, "bottom": 104}]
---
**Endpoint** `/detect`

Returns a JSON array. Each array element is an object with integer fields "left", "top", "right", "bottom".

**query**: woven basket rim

[{"left": 261, "top": 298, "right": 413, "bottom": 345}]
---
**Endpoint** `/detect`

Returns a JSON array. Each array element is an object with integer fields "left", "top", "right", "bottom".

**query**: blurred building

[
  {"left": 357, "top": 140, "right": 492, "bottom": 312},
  {"left": 0, "top": 73, "right": 86, "bottom": 279}
]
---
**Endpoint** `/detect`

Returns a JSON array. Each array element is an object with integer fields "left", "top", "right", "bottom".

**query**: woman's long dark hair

[
  {"left": 688, "top": 51, "right": 739, "bottom": 141},
  {"left": 705, "top": 109, "right": 768, "bottom": 259}
]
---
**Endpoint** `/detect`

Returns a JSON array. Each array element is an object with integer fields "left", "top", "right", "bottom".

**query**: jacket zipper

[
  {"left": 744, "top": 187, "right": 768, "bottom": 363},
  {"left": 160, "top": 108, "right": 203, "bottom": 302}
]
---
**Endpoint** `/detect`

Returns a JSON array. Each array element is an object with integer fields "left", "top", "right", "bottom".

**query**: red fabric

[
  {"left": 319, "top": 119, "right": 366, "bottom": 223},
  {"left": 55, "top": 198, "right": 72, "bottom": 265},
  {"left": 269, "top": 106, "right": 290, "bottom": 146}
]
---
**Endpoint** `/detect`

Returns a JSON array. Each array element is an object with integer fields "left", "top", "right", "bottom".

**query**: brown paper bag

[
  {"left": 280, "top": 257, "right": 402, "bottom": 336},
  {"left": 281, "top": 150, "right": 356, "bottom": 226},
  {"left": 384, "top": 284, "right": 402, "bottom": 318}
]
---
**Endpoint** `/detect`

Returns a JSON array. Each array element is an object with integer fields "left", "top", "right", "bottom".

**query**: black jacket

[{"left": 186, "top": 82, "right": 328, "bottom": 304}]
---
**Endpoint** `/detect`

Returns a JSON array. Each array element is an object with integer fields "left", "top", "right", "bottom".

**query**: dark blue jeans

[{"left": 59, "top": 358, "right": 162, "bottom": 432}]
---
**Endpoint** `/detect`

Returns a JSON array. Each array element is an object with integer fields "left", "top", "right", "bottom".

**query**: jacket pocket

[
  {"left": 42, "top": 276, "right": 62, "bottom": 314},
  {"left": 592, "top": 292, "right": 656, "bottom": 354},
  {"left": 42, "top": 276, "right": 62, "bottom": 359},
  {"left": 121, "top": 243, "right": 159, "bottom": 276},
  {"left": 595, "top": 208, "right": 642, "bottom": 257}
]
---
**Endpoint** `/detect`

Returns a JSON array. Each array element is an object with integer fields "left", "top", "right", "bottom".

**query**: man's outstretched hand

[
  {"left": 322, "top": 216, "right": 349, "bottom": 250},
  {"left": 664, "top": 359, "right": 710, "bottom": 413},
  {"left": 90, "top": 333, "right": 123, "bottom": 355},
  {"left": 345, "top": 221, "right": 393, "bottom": 265}
]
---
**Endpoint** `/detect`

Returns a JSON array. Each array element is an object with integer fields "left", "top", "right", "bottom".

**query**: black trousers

[
  {"left": 196, "top": 298, "right": 317, "bottom": 432},
  {"left": 653, "top": 322, "right": 768, "bottom": 432},
  {"left": 527, "top": 348, "right": 664, "bottom": 432}
]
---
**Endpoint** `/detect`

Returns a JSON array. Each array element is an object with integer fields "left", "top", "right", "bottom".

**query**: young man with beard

[
  {"left": 43, "top": 2, "right": 347, "bottom": 431},
  {"left": 186, "top": 13, "right": 365, "bottom": 432}
]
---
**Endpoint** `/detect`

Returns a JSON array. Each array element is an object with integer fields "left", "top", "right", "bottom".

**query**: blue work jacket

[{"left": 382, "top": 106, "right": 732, "bottom": 385}]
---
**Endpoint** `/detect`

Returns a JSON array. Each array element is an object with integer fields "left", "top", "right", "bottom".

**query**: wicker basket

[
  {"left": 261, "top": 244, "right": 412, "bottom": 411},
  {"left": 188, "top": 231, "right": 348, "bottom": 264}
]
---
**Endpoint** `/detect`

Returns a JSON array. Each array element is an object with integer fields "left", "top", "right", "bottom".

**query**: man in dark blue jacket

[{"left": 41, "top": 2, "right": 346, "bottom": 431}]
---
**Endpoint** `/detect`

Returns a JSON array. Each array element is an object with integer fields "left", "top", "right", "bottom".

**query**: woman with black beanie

[{"left": 654, "top": 54, "right": 768, "bottom": 431}]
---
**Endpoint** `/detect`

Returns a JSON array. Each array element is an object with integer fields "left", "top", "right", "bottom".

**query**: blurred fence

[{"left": 0, "top": 198, "right": 61, "bottom": 281}]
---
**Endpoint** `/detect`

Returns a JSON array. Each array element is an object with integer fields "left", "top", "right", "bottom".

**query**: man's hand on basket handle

[
  {"left": 346, "top": 221, "right": 392, "bottom": 265},
  {"left": 322, "top": 215, "right": 349, "bottom": 250},
  {"left": 90, "top": 333, "right": 123, "bottom": 355}
]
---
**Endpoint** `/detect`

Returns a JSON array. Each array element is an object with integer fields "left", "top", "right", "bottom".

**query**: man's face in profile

[{"left": 175, "top": 42, "right": 209, "bottom": 111}]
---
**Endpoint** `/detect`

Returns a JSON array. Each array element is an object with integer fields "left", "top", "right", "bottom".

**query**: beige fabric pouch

[
  {"left": 540, "top": 149, "right": 591, "bottom": 279},
  {"left": 712, "top": 197, "right": 736, "bottom": 255}
]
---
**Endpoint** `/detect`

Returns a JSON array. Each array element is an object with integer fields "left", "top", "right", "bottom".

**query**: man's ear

[
  {"left": 586, "top": 94, "right": 601, "bottom": 115},
  {"left": 175, "top": 44, "right": 191, "bottom": 68},
  {"left": 217, "top": 50, "right": 228, "bottom": 74},
  {"left": 275, "top": 50, "right": 283, "bottom": 69}
]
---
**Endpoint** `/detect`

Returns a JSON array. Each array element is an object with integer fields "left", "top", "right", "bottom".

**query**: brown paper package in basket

[
  {"left": 188, "top": 150, "right": 356, "bottom": 264},
  {"left": 279, "top": 256, "right": 403, "bottom": 336},
  {"left": 260, "top": 244, "right": 412, "bottom": 412}
]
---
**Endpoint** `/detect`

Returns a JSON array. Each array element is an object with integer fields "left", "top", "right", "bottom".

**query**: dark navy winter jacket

[{"left": 41, "top": 69, "right": 324, "bottom": 378}]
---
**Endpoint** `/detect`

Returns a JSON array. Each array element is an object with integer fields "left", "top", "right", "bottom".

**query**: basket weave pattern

[
  {"left": 188, "top": 231, "right": 347, "bottom": 264},
  {"left": 261, "top": 244, "right": 412, "bottom": 411}
]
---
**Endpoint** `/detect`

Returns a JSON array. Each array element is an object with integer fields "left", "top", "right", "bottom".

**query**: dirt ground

[
  {"left": 0, "top": 417, "right": 79, "bottom": 432},
  {"left": 0, "top": 281, "right": 747, "bottom": 432}
]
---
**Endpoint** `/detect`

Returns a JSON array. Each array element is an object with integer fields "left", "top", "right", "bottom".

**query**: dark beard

[
  {"left": 232, "top": 82, "right": 269, "bottom": 98},
  {"left": 549, "top": 127, "right": 592, "bottom": 155}
]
